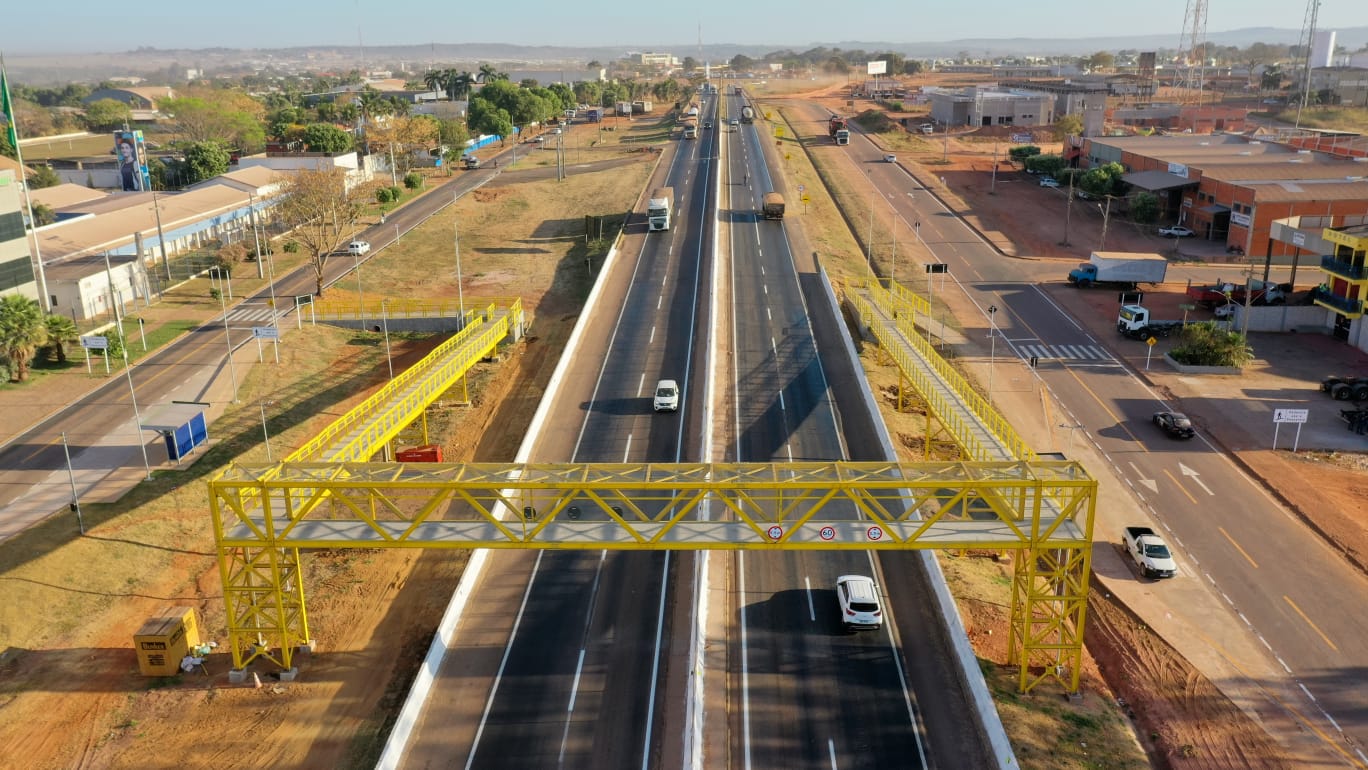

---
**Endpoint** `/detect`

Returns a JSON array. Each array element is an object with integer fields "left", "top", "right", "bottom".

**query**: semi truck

[
  {"left": 682, "top": 119, "right": 698, "bottom": 139},
  {"left": 1122, "top": 526, "right": 1177, "bottom": 579},
  {"left": 1116, "top": 304, "right": 1188, "bottom": 339},
  {"left": 1185, "top": 278, "right": 1287, "bottom": 308},
  {"left": 828, "top": 115, "right": 850, "bottom": 145},
  {"left": 762, "top": 192, "right": 785, "bottom": 220},
  {"left": 741, "top": 105, "right": 755, "bottom": 124},
  {"left": 647, "top": 187, "right": 674, "bottom": 231},
  {"left": 1067, "top": 251, "right": 1168, "bottom": 289}
]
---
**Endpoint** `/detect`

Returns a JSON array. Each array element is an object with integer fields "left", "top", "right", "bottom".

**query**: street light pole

[
  {"left": 353, "top": 252, "right": 364, "bottom": 315},
  {"left": 218, "top": 286, "right": 239, "bottom": 403},
  {"left": 987, "top": 305, "right": 999, "bottom": 404},
  {"left": 381, "top": 298, "right": 394, "bottom": 381},
  {"left": 259, "top": 400, "right": 275, "bottom": 460}
]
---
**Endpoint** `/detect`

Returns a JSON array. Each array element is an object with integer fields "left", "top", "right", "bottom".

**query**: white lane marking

[
  {"left": 1179, "top": 462, "right": 1215, "bottom": 495},
  {"left": 740, "top": 552, "right": 753, "bottom": 770},
  {"left": 766, "top": 307, "right": 772, "bottom": 321},
  {"left": 805, "top": 577, "right": 816, "bottom": 621},
  {"left": 637, "top": 372, "right": 645, "bottom": 396},
  {"left": 642, "top": 552, "right": 673, "bottom": 770},
  {"left": 658, "top": 295, "right": 663, "bottom": 310},
  {"left": 770, "top": 337, "right": 778, "bottom": 356},
  {"left": 1128, "top": 461, "right": 1159, "bottom": 494},
  {"left": 786, "top": 443, "right": 793, "bottom": 462},
  {"left": 828, "top": 738, "right": 838, "bottom": 770},
  {"left": 763, "top": 284, "right": 768, "bottom": 295},
  {"left": 623, "top": 435, "right": 632, "bottom": 462},
  {"left": 760, "top": 265, "right": 765, "bottom": 275},
  {"left": 558, "top": 648, "right": 588, "bottom": 764},
  {"left": 465, "top": 551, "right": 548, "bottom": 770},
  {"left": 1029, "top": 285, "right": 1085, "bottom": 331},
  {"left": 779, "top": 390, "right": 785, "bottom": 411},
  {"left": 662, "top": 273, "right": 669, "bottom": 286},
  {"left": 865, "top": 551, "right": 929, "bottom": 768},
  {"left": 650, "top": 326, "right": 656, "bottom": 344}
]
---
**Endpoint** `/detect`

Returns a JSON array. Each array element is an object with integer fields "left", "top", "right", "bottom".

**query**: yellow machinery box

[{"left": 133, "top": 607, "right": 201, "bottom": 677}]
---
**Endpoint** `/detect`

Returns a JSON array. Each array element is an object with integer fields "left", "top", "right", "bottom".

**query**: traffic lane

[
  {"left": 1038, "top": 354, "right": 1368, "bottom": 739},
  {"left": 737, "top": 550, "right": 929, "bottom": 770}
]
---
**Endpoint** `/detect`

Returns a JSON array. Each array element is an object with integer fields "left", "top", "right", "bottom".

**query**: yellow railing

[
  {"left": 850, "top": 287, "right": 1036, "bottom": 463},
  {"left": 311, "top": 296, "right": 523, "bottom": 320}
]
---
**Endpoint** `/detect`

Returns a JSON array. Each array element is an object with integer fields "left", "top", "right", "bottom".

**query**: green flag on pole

[{"left": 1, "top": 65, "right": 19, "bottom": 152}]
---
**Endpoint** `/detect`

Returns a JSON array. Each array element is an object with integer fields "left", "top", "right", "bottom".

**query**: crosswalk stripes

[
  {"left": 1016, "top": 343, "right": 1117, "bottom": 364},
  {"left": 224, "top": 304, "right": 281, "bottom": 325}
]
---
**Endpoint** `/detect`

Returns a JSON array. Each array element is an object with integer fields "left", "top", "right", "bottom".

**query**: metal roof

[{"left": 1120, "top": 170, "right": 1196, "bottom": 191}]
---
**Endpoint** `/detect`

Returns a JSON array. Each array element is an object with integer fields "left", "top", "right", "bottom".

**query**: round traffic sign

[
  {"left": 866, "top": 525, "right": 884, "bottom": 541},
  {"left": 798, "top": 184, "right": 805, "bottom": 193},
  {"left": 819, "top": 526, "right": 836, "bottom": 541},
  {"left": 767, "top": 525, "right": 783, "bottom": 540}
]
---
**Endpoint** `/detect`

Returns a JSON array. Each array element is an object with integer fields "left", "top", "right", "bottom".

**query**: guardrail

[{"left": 312, "top": 296, "right": 522, "bottom": 320}]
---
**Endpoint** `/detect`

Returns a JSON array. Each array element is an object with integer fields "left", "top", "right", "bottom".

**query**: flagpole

[{"left": 1, "top": 53, "right": 53, "bottom": 312}]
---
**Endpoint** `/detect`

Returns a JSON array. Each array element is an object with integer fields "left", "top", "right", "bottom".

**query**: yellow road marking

[
  {"left": 1217, "top": 526, "right": 1259, "bottom": 569},
  {"left": 1161, "top": 468, "right": 1198, "bottom": 504},
  {"left": 1283, "top": 596, "right": 1339, "bottom": 652}
]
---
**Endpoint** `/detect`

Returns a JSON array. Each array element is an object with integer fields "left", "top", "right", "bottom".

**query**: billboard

[
  {"left": 867, "top": 60, "right": 887, "bottom": 76},
  {"left": 113, "top": 130, "right": 151, "bottom": 192}
]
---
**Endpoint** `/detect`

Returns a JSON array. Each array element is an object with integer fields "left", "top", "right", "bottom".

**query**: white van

[
  {"left": 653, "top": 379, "right": 680, "bottom": 412},
  {"left": 346, "top": 240, "right": 371, "bottom": 256}
]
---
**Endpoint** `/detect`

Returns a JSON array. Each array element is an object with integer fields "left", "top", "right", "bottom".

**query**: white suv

[
  {"left": 835, "top": 574, "right": 883, "bottom": 631},
  {"left": 346, "top": 240, "right": 371, "bottom": 255},
  {"left": 653, "top": 379, "right": 680, "bottom": 412}
]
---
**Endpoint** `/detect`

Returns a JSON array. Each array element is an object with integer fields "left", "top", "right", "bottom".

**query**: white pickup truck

[{"left": 1122, "top": 526, "right": 1177, "bottom": 579}]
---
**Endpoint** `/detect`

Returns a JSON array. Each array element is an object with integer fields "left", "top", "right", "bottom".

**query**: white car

[
  {"left": 836, "top": 575, "right": 883, "bottom": 631},
  {"left": 653, "top": 379, "right": 680, "bottom": 412},
  {"left": 883, "top": 154, "right": 897, "bottom": 163},
  {"left": 346, "top": 240, "right": 371, "bottom": 256},
  {"left": 1039, "top": 177, "right": 1061, "bottom": 188},
  {"left": 1159, "top": 225, "right": 1195, "bottom": 237}
]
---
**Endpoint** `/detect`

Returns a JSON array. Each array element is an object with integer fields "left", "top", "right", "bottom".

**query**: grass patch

[{"left": 1273, "top": 105, "right": 1368, "bottom": 132}]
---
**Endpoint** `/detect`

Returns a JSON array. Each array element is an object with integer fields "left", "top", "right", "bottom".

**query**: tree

[
  {"left": 477, "top": 63, "right": 507, "bottom": 83},
  {"left": 1024, "top": 153, "right": 1066, "bottom": 177},
  {"left": 437, "top": 118, "right": 470, "bottom": 153},
  {"left": 1169, "top": 322, "right": 1254, "bottom": 368},
  {"left": 161, "top": 91, "right": 266, "bottom": 151},
  {"left": 1083, "top": 51, "right": 1115, "bottom": 72},
  {"left": 0, "top": 294, "right": 48, "bottom": 382},
  {"left": 682, "top": 56, "right": 699, "bottom": 72},
  {"left": 1008, "top": 145, "right": 1042, "bottom": 164},
  {"left": 302, "top": 123, "right": 354, "bottom": 153},
  {"left": 42, "top": 313, "right": 78, "bottom": 365},
  {"left": 277, "top": 168, "right": 370, "bottom": 297},
  {"left": 267, "top": 107, "right": 305, "bottom": 139},
  {"left": 27, "top": 165, "right": 62, "bottom": 189},
  {"left": 730, "top": 54, "right": 756, "bottom": 72},
  {"left": 28, "top": 203, "right": 55, "bottom": 228},
  {"left": 1130, "top": 192, "right": 1161, "bottom": 224},
  {"left": 0, "top": 132, "right": 14, "bottom": 160},
  {"left": 901, "top": 60, "right": 924, "bottom": 75},
  {"left": 1261, "top": 64, "right": 1285, "bottom": 91},
  {"left": 467, "top": 96, "right": 513, "bottom": 141},
  {"left": 1054, "top": 113, "right": 1084, "bottom": 139},
  {"left": 586, "top": 60, "right": 602, "bottom": 69},
  {"left": 367, "top": 114, "right": 439, "bottom": 175},
  {"left": 83, "top": 98, "right": 132, "bottom": 131},
  {"left": 182, "top": 141, "right": 231, "bottom": 184}
]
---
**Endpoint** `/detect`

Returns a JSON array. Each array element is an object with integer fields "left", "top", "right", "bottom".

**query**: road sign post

[
  {"left": 80, "top": 335, "right": 109, "bottom": 375},
  {"left": 1145, "top": 336, "right": 1157, "bottom": 369},
  {"left": 252, "top": 326, "right": 281, "bottom": 364},
  {"left": 1272, "top": 408, "right": 1309, "bottom": 452}
]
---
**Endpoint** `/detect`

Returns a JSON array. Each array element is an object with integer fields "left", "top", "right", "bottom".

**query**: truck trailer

[
  {"left": 648, "top": 187, "right": 675, "bottom": 231},
  {"left": 762, "top": 192, "right": 785, "bottom": 220},
  {"left": 1067, "top": 251, "right": 1168, "bottom": 289},
  {"left": 741, "top": 105, "right": 755, "bottom": 124}
]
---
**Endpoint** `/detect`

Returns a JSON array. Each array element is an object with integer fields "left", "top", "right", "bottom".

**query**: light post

[
  {"left": 381, "top": 298, "right": 394, "bottom": 381},
  {"left": 987, "top": 305, "right": 999, "bottom": 404},
  {"left": 259, "top": 400, "right": 276, "bottom": 460},
  {"left": 454, "top": 216, "right": 465, "bottom": 320},
  {"left": 1098, "top": 196, "right": 1113, "bottom": 252},
  {"left": 119, "top": 334, "right": 152, "bottom": 479},
  {"left": 249, "top": 193, "right": 264, "bottom": 280},
  {"left": 353, "top": 252, "right": 364, "bottom": 315},
  {"left": 989, "top": 136, "right": 999, "bottom": 195},
  {"left": 1058, "top": 423, "right": 1085, "bottom": 453},
  {"left": 217, "top": 286, "right": 239, "bottom": 403},
  {"left": 1061, "top": 175, "right": 1075, "bottom": 247}
]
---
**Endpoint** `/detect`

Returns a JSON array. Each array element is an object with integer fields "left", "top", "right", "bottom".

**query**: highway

[
  {"left": 400, "top": 91, "right": 999, "bottom": 768},
  {"left": 399, "top": 96, "right": 719, "bottom": 767},
  {"left": 816, "top": 99, "right": 1368, "bottom": 761}
]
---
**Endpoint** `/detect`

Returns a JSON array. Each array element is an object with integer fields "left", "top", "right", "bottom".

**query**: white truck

[
  {"left": 1068, "top": 251, "right": 1169, "bottom": 289},
  {"left": 647, "top": 187, "right": 674, "bottom": 231},
  {"left": 1122, "top": 526, "right": 1177, "bottom": 579}
]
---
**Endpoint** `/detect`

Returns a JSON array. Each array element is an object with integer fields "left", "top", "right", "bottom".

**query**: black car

[{"left": 1153, "top": 411, "right": 1195, "bottom": 439}]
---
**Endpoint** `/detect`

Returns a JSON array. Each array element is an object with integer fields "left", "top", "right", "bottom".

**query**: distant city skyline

[{"left": 4, "top": 0, "right": 1366, "bottom": 54}]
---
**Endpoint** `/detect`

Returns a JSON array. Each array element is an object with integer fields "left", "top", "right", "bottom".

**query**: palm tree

[
  {"left": 450, "top": 71, "right": 476, "bottom": 101},
  {"left": 0, "top": 295, "right": 49, "bottom": 382},
  {"left": 423, "top": 70, "right": 445, "bottom": 98},
  {"left": 477, "top": 64, "right": 507, "bottom": 83},
  {"left": 43, "top": 313, "right": 79, "bottom": 364}
]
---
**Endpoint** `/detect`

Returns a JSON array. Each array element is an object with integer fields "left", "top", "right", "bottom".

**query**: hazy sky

[{"left": 4, "top": 0, "right": 1365, "bottom": 53}]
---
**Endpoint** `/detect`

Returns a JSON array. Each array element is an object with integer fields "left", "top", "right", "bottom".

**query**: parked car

[
  {"left": 835, "top": 575, "right": 884, "bottom": 631},
  {"left": 1075, "top": 189, "right": 1096, "bottom": 200},
  {"left": 1152, "top": 411, "right": 1196, "bottom": 439},
  {"left": 1039, "top": 176, "right": 1060, "bottom": 188},
  {"left": 919, "top": 123, "right": 935, "bottom": 134},
  {"left": 346, "top": 240, "right": 371, "bottom": 256},
  {"left": 1159, "top": 225, "right": 1195, "bottom": 237},
  {"left": 883, "top": 153, "right": 897, "bottom": 163}
]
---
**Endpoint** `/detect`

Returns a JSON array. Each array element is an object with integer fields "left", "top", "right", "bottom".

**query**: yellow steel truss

[{"left": 209, "top": 460, "right": 1095, "bottom": 691}]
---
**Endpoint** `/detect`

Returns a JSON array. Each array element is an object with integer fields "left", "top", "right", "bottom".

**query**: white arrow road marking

[
  {"left": 1128, "top": 462, "right": 1159, "bottom": 494},
  {"left": 1179, "top": 462, "right": 1214, "bottom": 495}
]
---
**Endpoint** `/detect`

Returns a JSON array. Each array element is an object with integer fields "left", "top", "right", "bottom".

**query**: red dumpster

[{"left": 396, "top": 445, "right": 443, "bottom": 462}]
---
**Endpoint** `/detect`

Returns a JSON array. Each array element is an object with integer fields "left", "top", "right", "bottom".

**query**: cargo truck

[
  {"left": 1185, "top": 278, "right": 1287, "bottom": 308},
  {"left": 1116, "top": 304, "right": 1188, "bottom": 339},
  {"left": 648, "top": 187, "right": 674, "bottom": 231},
  {"left": 682, "top": 120, "right": 698, "bottom": 139},
  {"left": 632, "top": 100, "right": 654, "bottom": 114},
  {"left": 762, "top": 192, "right": 785, "bottom": 220},
  {"left": 617, "top": 101, "right": 633, "bottom": 116},
  {"left": 741, "top": 105, "right": 755, "bottom": 123},
  {"left": 834, "top": 128, "right": 850, "bottom": 145},
  {"left": 828, "top": 115, "right": 849, "bottom": 143},
  {"left": 1067, "top": 251, "right": 1168, "bottom": 289}
]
